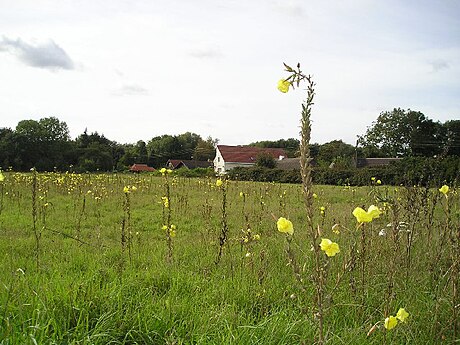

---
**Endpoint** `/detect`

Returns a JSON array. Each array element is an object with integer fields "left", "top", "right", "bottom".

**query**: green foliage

[
  {"left": 255, "top": 152, "right": 277, "bottom": 168},
  {"left": 249, "top": 138, "right": 299, "bottom": 157},
  {"left": 358, "top": 108, "right": 448, "bottom": 157},
  {"left": 315, "top": 140, "right": 358, "bottom": 168},
  {"left": 0, "top": 173, "right": 458, "bottom": 343},
  {"left": 228, "top": 156, "right": 460, "bottom": 187}
]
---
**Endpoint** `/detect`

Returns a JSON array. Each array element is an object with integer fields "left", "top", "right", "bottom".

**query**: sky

[{"left": 1, "top": 0, "right": 459, "bottom": 147}]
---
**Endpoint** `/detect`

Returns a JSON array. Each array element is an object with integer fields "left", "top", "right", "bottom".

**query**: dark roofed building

[
  {"left": 355, "top": 158, "right": 402, "bottom": 168},
  {"left": 166, "top": 159, "right": 213, "bottom": 170},
  {"left": 129, "top": 163, "right": 155, "bottom": 172}
]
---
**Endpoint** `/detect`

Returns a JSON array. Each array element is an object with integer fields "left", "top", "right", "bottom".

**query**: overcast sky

[{"left": 1, "top": 0, "right": 459, "bottom": 146}]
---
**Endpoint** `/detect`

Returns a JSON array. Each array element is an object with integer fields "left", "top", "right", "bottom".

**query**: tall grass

[{"left": 0, "top": 171, "right": 458, "bottom": 344}]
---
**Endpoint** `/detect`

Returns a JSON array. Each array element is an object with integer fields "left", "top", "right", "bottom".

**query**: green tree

[
  {"left": 193, "top": 136, "right": 217, "bottom": 161},
  {"left": 317, "top": 140, "right": 357, "bottom": 168},
  {"left": 358, "top": 108, "right": 445, "bottom": 157},
  {"left": 256, "top": 152, "right": 276, "bottom": 168},
  {"left": 0, "top": 128, "right": 15, "bottom": 169},
  {"left": 75, "top": 131, "right": 117, "bottom": 171},
  {"left": 250, "top": 138, "right": 300, "bottom": 157},
  {"left": 443, "top": 120, "right": 460, "bottom": 156}
]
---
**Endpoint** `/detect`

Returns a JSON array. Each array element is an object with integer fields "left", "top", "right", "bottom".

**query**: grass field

[{"left": 0, "top": 171, "right": 458, "bottom": 344}]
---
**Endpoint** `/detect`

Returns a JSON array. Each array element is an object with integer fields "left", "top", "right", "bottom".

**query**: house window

[{"left": 217, "top": 157, "right": 220, "bottom": 162}]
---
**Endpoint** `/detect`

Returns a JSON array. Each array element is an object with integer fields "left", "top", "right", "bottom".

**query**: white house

[{"left": 213, "top": 145, "right": 287, "bottom": 174}]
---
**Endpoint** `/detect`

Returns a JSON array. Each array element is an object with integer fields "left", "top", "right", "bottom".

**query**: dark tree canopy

[
  {"left": 249, "top": 138, "right": 299, "bottom": 158},
  {"left": 358, "top": 108, "right": 446, "bottom": 157}
]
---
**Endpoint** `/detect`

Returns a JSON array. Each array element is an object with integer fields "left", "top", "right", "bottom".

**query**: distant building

[
  {"left": 166, "top": 159, "right": 213, "bottom": 170},
  {"left": 129, "top": 164, "right": 155, "bottom": 172},
  {"left": 276, "top": 157, "right": 319, "bottom": 170},
  {"left": 355, "top": 158, "right": 402, "bottom": 168},
  {"left": 214, "top": 145, "right": 287, "bottom": 174}
]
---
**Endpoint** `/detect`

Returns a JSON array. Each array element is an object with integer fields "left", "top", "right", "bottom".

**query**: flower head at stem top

[
  {"left": 320, "top": 238, "right": 340, "bottom": 257},
  {"left": 439, "top": 184, "right": 449, "bottom": 197},
  {"left": 396, "top": 308, "right": 409, "bottom": 322},
  {"left": 384, "top": 316, "right": 398, "bottom": 330},
  {"left": 352, "top": 205, "right": 381, "bottom": 224},
  {"left": 277, "top": 79, "right": 290, "bottom": 93},
  {"left": 277, "top": 217, "right": 294, "bottom": 235}
]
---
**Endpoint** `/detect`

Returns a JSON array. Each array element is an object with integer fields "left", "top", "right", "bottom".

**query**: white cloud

[
  {"left": 111, "top": 84, "right": 149, "bottom": 96},
  {"left": 0, "top": 36, "right": 74, "bottom": 71}
]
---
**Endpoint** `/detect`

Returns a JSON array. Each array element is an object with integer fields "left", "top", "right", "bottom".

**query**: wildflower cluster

[
  {"left": 161, "top": 196, "right": 169, "bottom": 208},
  {"left": 162, "top": 224, "right": 177, "bottom": 238},
  {"left": 384, "top": 308, "right": 409, "bottom": 330},
  {"left": 123, "top": 185, "right": 137, "bottom": 194},
  {"left": 159, "top": 168, "right": 173, "bottom": 175}
]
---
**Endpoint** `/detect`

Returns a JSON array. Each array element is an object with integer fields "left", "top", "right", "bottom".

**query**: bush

[{"left": 226, "top": 156, "right": 460, "bottom": 186}]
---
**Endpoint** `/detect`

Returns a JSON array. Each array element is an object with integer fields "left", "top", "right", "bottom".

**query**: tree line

[
  {"left": 0, "top": 117, "right": 216, "bottom": 172},
  {"left": 1, "top": 108, "right": 458, "bottom": 172}
]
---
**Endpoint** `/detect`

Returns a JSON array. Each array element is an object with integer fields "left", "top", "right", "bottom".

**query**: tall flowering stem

[
  {"left": 31, "top": 168, "right": 41, "bottom": 270},
  {"left": 280, "top": 63, "right": 325, "bottom": 344},
  {"left": 215, "top": 178, "right": 228, "bottom": 265},
  {"left": 161, "top": 169, "right": 173, "bottom": 263}
]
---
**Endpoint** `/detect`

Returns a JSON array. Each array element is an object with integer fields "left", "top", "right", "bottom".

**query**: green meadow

[{"left": 0, "top": 172, "right": 458, "bottom": 344}]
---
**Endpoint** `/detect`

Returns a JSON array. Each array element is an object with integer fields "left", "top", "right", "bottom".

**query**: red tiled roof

[
  {"left": 129, "top": 164, "right": 155, "bottom": 172},
  {"left": 217, "top": 145, "right": 287, "bottom": 163}
]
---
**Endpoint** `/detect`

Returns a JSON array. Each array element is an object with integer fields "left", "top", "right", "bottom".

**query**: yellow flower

[
  {"left": 123, "top": 186, "right": 130, "bottom": 194},
  {"left": 376, "top": 179, "right": 382, "bottom": 185},
  {"left": 320, "top": 238, "right": 340, "bottom": 257},
  {"left": 239, "top": 191, "right": 244, "bottom": 197},
  {"left": 253, "top": 234, "right": 260, "bottom": 241},
  {"left": 384, "top": 316, "right": 398, "bottom": 330},
  {"left": 216, "top": 179, "right": 223, "bottom": 187},
  {"left": 277, "top": 79, "right": 290, "bottom": 93},
  {"left": 131, "top": 186, "right": 137, "bottom": 191},
  {"left": 396, "top": 308, "right": 409, "bottom": 322},
  {"left": 439, "top": 185, "right": 449, "bottom": 196},
  {"left": 371, "top": 177, "right": 376, "bottom": 181},
  {"left": 277, "top": 217, "right": 294, "bottom": 235},
  {"left": 160, "top": 168, "right": 167, "bottom": 175},
  {"left": 169, "top": 229, "right": 176, "bottom": 237},
  {"left": 313, "top": 193, "right": 318, "bottom": 199},
  {"left": 0, "top": 172, "right": 4, "bottom": 182},
  {"left": 167, "top": 169, "right": 173, "bottom": 174},
  {"left": 352, "top": 205, "right": 381, "bottom": 223},
  {"left": 161, "top": 196, "right": 169, "bottom": 208},
  {"left": 367, "top": 205, "right": 381, "bottom": 219},
  {"left": 162, "top": 225, "right": 168, "bottom": 231},
  {"left": 320, "top": 206, "right": 326, "bottom": 211}
]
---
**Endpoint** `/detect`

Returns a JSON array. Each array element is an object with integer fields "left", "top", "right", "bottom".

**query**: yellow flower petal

[
  {"left": 277, "top": 217, "right": 294, "bottom": 235},
  {"left": 216, "top": 179, "right": 223, "bottom": 187},
  {"left": 352, "top": 207, "right": 372, "bottom": 223},
  {"left": 277, "top": 79, "right": 290, "bottom": 93},
  {"left": 384, "top": 316, "right": 398, "bottom": 330},
  {"left": 367, "top": 205, "right": 381, "bottom": 219},
  {"left": 439, "top": 185, "right": 449, "bottom": 195},
  {"left": 0, "top": 172, "right": 4, "bottom": 182},
  {"left": 396, "top": 308, "right": 409, "bottom": 322},
  {"left": 320, "top": 238, "right": 340, "bottom": 257}
]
